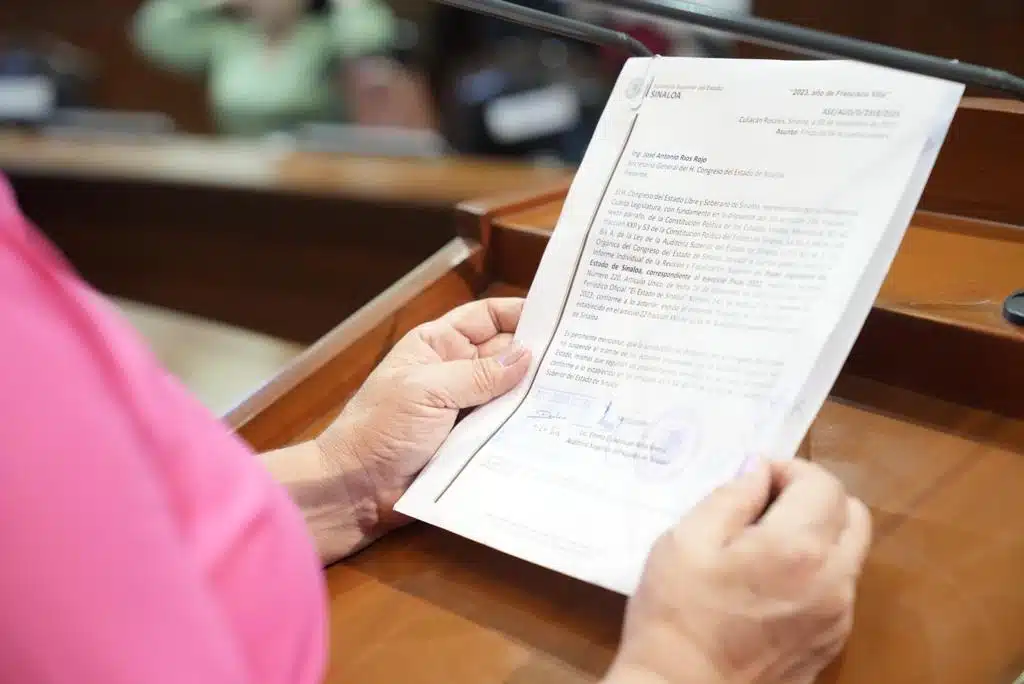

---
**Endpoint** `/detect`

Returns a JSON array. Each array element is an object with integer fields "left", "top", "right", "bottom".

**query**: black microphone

[
  {"left": 431, "top": 0, "right": 1024, "bottom": 325},
  {"left": 433, "top": 0, "right": 653, "bottom": 59},
  {"left": 433, "top": 0, "right": 1024, "bottom": 99}
]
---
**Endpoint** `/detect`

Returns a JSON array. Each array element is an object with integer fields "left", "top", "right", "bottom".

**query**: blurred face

[{"left": 244, "top": 0, "right": 307, "bottom": 33}]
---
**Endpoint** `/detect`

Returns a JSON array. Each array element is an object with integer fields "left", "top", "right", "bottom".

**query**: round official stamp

[{"left": 631, "top": 406, "right": 703, "bottom": 483}]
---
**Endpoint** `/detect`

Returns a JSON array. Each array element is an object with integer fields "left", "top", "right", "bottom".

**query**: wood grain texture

[{"left": 233, "top": 266, "right": 1024, "bottom": 684}]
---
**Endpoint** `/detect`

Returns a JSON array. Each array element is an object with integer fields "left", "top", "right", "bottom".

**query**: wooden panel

[
  {"left": 922, "top": 99, "right": 1024, "bottom": 226},
  {"left": 231, "top": 265, "right": 1024, "bottom": 684},
  {"left": 817, "top": 377, "right": 1024, "bottom": 684},
  {"left": 9, "top": 175, "right": 453, "bottom": 344}
]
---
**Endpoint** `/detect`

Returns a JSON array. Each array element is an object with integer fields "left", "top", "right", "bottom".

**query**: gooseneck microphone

[
  {"left": 605, "top": 0, "right": 1024, "bottom": 99},
  {"left": 433, "top": 0, "right": 654, "bottom": 58},
  {"left": 434, "top": 0, "right": 1024, "bottom": 98}
]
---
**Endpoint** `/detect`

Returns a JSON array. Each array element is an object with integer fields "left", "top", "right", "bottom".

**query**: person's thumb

[
  {"left": 682, "top": 460, "right": 773, "bottom": 542},
  {"left": 414, "top": 343, "right": 531, "bottom": 410}
]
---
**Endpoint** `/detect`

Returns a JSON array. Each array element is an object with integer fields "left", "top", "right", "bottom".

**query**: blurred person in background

[
  {"left": 426, "top": 0, "right": 608, "bottom": 164},
  {"left": 132, "top": 0, "right": 432, "bottom": 136}
]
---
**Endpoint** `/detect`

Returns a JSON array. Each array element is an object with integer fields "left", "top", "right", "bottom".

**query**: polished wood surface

[
  {"left": 226, "top": 98, "right": 1023, "bottom": 683},
  {"left": 0, "top": 132, "right": 570, "bottom": 343}
]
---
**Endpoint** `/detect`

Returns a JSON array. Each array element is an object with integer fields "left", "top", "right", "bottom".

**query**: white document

[{"left": 395, "top": 58, "right": 964, "bottom": 595}]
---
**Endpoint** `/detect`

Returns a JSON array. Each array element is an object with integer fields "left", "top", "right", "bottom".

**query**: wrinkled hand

[
  {"left": 607, "top": 459, "right": 872, "bottom": 684},
  {"left": 317, "top": 298, "right": 531, "bottom": 532}
]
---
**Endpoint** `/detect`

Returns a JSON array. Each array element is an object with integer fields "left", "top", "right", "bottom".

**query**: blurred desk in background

[{"left": 0, "top": 131, "right": 571, "bottom": 345}]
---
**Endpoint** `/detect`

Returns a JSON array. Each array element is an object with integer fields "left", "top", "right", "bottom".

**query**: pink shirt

[{"left": 0, "top": 174, "right": 326, "bottom": 684}]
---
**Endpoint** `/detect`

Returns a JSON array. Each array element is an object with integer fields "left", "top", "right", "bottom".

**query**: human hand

[
  {"left": 606, "top": 459, "right": 872, "bottom": 684},
  {"left": 317, "top": 298, "right": 531, "bottom": 533}
]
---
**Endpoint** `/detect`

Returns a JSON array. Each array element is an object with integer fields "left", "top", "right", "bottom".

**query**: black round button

[{"left": 1003, "top": 290, "right": 1024, "bottom": 327}]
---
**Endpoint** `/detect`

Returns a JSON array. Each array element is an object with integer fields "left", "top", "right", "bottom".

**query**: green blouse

[{"left": 132, "top": 0, "right": 396, "bottom": 136}]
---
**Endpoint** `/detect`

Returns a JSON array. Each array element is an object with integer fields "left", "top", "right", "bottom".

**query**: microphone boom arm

[
  {"left": 604, "top": 0, "right": 1024, "bottom": 99},
  {"left": 433, "top": 0, "right": 1024, "bottom": 99},
  {"left": 433, "top": 0, "right": 653, "bottom": 58}
]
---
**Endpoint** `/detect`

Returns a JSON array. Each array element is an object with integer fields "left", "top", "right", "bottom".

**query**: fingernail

[{"left": 498, "top": 343, "right": 526, "bottom": 367}]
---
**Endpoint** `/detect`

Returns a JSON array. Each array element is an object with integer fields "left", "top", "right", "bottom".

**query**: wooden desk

[
  {"left": 229, "top": 98, "right": 1022, "bottom": 684},
  {"left": 0, "top": 132, "right": 571, "bottom": 343}
]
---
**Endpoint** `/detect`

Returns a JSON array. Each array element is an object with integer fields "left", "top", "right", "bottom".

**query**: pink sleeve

[
  {"left": 0, "top": 175, "right": 325, "bottom": 683},
  {"left": 0, "top": 280, "right": 252, "bottom": 683}
]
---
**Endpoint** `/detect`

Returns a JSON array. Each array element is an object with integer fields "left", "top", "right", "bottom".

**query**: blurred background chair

[
  {"left": 425, "top": 0, "right": 606, "bottom": 164},
  {"left": 0, "top": 32, "right": 94, "bottom": 126}
]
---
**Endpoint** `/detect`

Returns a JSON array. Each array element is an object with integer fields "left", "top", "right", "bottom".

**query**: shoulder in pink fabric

[{"left": 0, "top": 174, "right": 326, "bottom": 684}]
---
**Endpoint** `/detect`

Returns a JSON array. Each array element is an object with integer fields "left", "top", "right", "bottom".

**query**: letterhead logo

[{"left": 625, "top": 77, "right": 644, "bottom": 99}]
